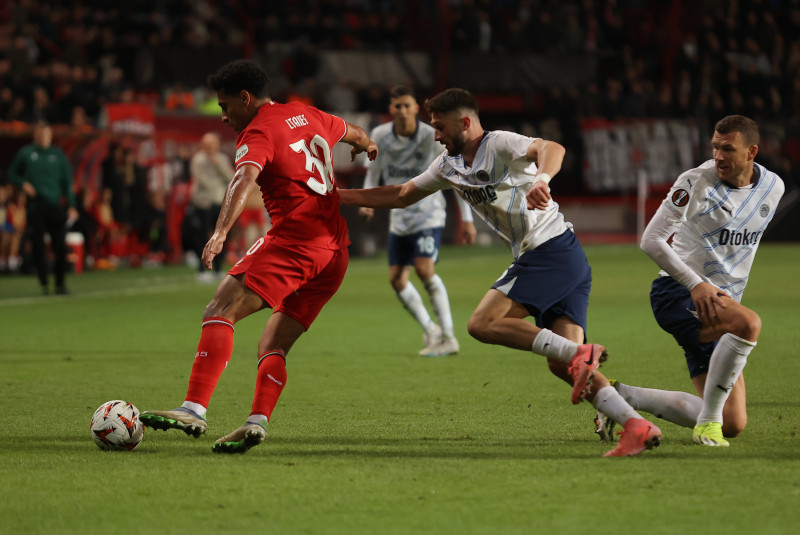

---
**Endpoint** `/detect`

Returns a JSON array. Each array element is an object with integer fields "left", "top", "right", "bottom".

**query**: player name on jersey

[{"left": 285, "top": 114, "right": 309, "bottom": 129}]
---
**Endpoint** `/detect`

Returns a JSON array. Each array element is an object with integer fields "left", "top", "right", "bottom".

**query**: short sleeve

[
  {"left": 660, "top": 171, "right": 695, "bottom": 224},
  {"left": 325, "top": 112, "right": 347, "bottom": 144},
  {"left": 412, "top": 155, "right": 449, "bottom": 192},
  {"left": 309, "top": 106, "right": 347, "bottom": 145},
  {"left": 491, "top": 131, "right": 537, "bottom": 161},
  {"left": 235, "top": 127, "right": 272, "bottom": 171}
]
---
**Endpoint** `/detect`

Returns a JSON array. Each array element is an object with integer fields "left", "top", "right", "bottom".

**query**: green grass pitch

[{"left": 1, "top": 243, "right": 799, "bottom": 534}]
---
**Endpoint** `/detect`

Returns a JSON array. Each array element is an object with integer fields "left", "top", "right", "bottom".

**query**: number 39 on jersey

[{"left": 290, "top": 135, "right": 335, "bottom": 195}]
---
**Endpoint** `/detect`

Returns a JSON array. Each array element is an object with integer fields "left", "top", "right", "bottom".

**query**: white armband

[{"left": 533, "top": 173, "right": 552, "bottom": 185}]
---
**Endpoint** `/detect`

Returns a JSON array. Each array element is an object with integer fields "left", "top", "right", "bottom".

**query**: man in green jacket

[{"left": 8, "top": 122, "right": 78, "bottom": 295}]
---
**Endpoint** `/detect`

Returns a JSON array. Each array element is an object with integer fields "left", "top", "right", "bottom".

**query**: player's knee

[
  {"left": 730, "top": 309, "right": 761, "bottom": 341},
  {"left": 203, "top": 297, "right": 239, "bottom": 322},
  {"left": 745, "top": 311, "right": 762, "bottom": 340},
  {"left": 203, "top": 300, "right": 225, "bottom": 319},
  {"left": 416, "top": 267, "right": 435, "bottom": 282},
  {"left": 467, "top": 315, "right": 491, "bottom": 342}
]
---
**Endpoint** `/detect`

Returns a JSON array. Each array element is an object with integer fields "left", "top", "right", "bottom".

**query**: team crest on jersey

[
  {"left": 476, "top": 170, "right": 491, "bottom": 182},
  {"left": 671, "top": 189, "right": 689, "bottom": 207},
  {"left": 235, "top": 144, "right": 249, "bottom": 162},
  {"left": 760, "top": 204, "right": 769, "bottom": 217}
]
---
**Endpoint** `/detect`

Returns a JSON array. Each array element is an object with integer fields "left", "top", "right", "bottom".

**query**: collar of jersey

[
  {"left": 722, "top": 163, "right": 760, "bottom": 190},
  {"left": 392, "top": 119, "right": 420, "bottom": 140}
]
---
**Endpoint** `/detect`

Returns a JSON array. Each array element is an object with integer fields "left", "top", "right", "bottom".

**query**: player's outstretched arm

[
  {"left": 202, "top": 163, "right": 259, "bottom": 269},
  {"left": 339, "top": 180, "right": 430, "bottom": 210}
]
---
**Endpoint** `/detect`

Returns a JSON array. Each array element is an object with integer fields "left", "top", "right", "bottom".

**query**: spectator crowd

[
  {"left": 2, "top": 0, "right": 799, "bottom": 275},
  {"left": 3, "top": 1, "right": 800, "bottom": 125}
]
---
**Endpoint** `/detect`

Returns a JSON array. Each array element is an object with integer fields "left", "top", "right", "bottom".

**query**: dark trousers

[
  {"left": 192, "top": 205, "right": 222, "bottom": 273},
  {"left": 28, "top": 202, "right": 68, "bottom": 288}
]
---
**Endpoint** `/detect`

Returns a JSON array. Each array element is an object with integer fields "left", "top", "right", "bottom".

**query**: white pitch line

[{"left": 0, "top": 279, "right": 200, "bottom": 307}]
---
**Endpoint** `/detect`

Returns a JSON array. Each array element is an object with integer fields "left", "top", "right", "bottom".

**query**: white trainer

[
  {"left": 420, "top": 336, "right": 459, "bottom": 357},
  {"left": 140, "top": 407, "right": 208, "bottom": 438},
  {"left": 419, "top": 324, "right": 443, "bottom": 356}
]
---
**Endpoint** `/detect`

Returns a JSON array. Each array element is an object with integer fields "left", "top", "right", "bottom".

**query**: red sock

[
  {"left": 185, "top": 317, "right": 234, "bottom": 408},
  {"left": 251, "top": 351, "right": 287, "bottom": 421}
]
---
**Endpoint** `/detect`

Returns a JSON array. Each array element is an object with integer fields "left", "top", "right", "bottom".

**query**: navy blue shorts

[
  {"left": 387, "top": 227, "right": 443, "bottom": 266},
  {"left": 492, "top": 230, "right": 591, "bottom": 336},
  {"left": 650, "top": 276, "right": 716, "bottom": 378}
]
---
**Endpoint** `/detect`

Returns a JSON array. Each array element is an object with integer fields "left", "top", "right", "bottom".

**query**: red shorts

[{"left": 228, "top": 236, "right": 349, "bottom": 329}]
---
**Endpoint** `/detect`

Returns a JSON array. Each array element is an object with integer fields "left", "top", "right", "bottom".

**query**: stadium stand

[{"left": 1, "top": 0, "right": 798, "bottom": 274}]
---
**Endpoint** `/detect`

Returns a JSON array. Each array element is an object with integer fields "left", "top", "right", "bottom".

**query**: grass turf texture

[{"left": 1, "top": 244, "right": 799, "bottom": 534}]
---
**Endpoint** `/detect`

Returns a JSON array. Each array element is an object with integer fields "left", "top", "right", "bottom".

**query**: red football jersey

[{"left": 234, "top": 101, "right": 349, "bottom": 249}]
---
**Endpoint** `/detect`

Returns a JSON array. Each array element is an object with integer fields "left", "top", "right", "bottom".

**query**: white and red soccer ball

[{"left": 90, "top": 400, "right": 144, "bottom": 451}]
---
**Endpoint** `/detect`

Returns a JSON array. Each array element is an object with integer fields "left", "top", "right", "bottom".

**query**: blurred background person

[
  {"left": 358, "top": 85, "right": 475, "bottom": 357},
  {"left": 227, "top": 188, "right": 271, "bottom": 264},
  {"left": 8, "top": 122, "right": 78, "bottom": 294},
  {"left": 101, "top": 143, "right": 147, "bottom": 265},
  {"left": 0, "top": 183, "right": 27, "bottom": 273},
  {"left": 188, "top": 132, "right": 233, "bottom": 281}
]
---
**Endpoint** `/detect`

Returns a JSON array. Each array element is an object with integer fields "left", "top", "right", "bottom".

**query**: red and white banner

[{"left": 105, "top": 103, "right": 156, "bottom": 136}]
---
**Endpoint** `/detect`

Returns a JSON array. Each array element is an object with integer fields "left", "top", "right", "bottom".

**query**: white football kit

[
  {"left": 652, "top": 159, "right": 785, "bottom": 300},
  {"left": 364, "top": 121, "right": 447, "bottom": 235},
  {"left": 413, "top": 130, "right": 571, "bottom": 259}
]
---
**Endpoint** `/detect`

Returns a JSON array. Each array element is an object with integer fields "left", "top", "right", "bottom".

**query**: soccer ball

[{"left": 90, "top": 400, "right": 144, "bottom": 451}]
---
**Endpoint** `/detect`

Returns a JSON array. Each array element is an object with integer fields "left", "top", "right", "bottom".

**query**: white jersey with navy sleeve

[
  {"left": 364, "top": 120, "right": 445, "bottom": 235},
  {"left": 412, "top": 131, "right": 571, "bottom": 259},
  {"left": 656, "top": 159, "right": 784, "bottom": 300}
]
